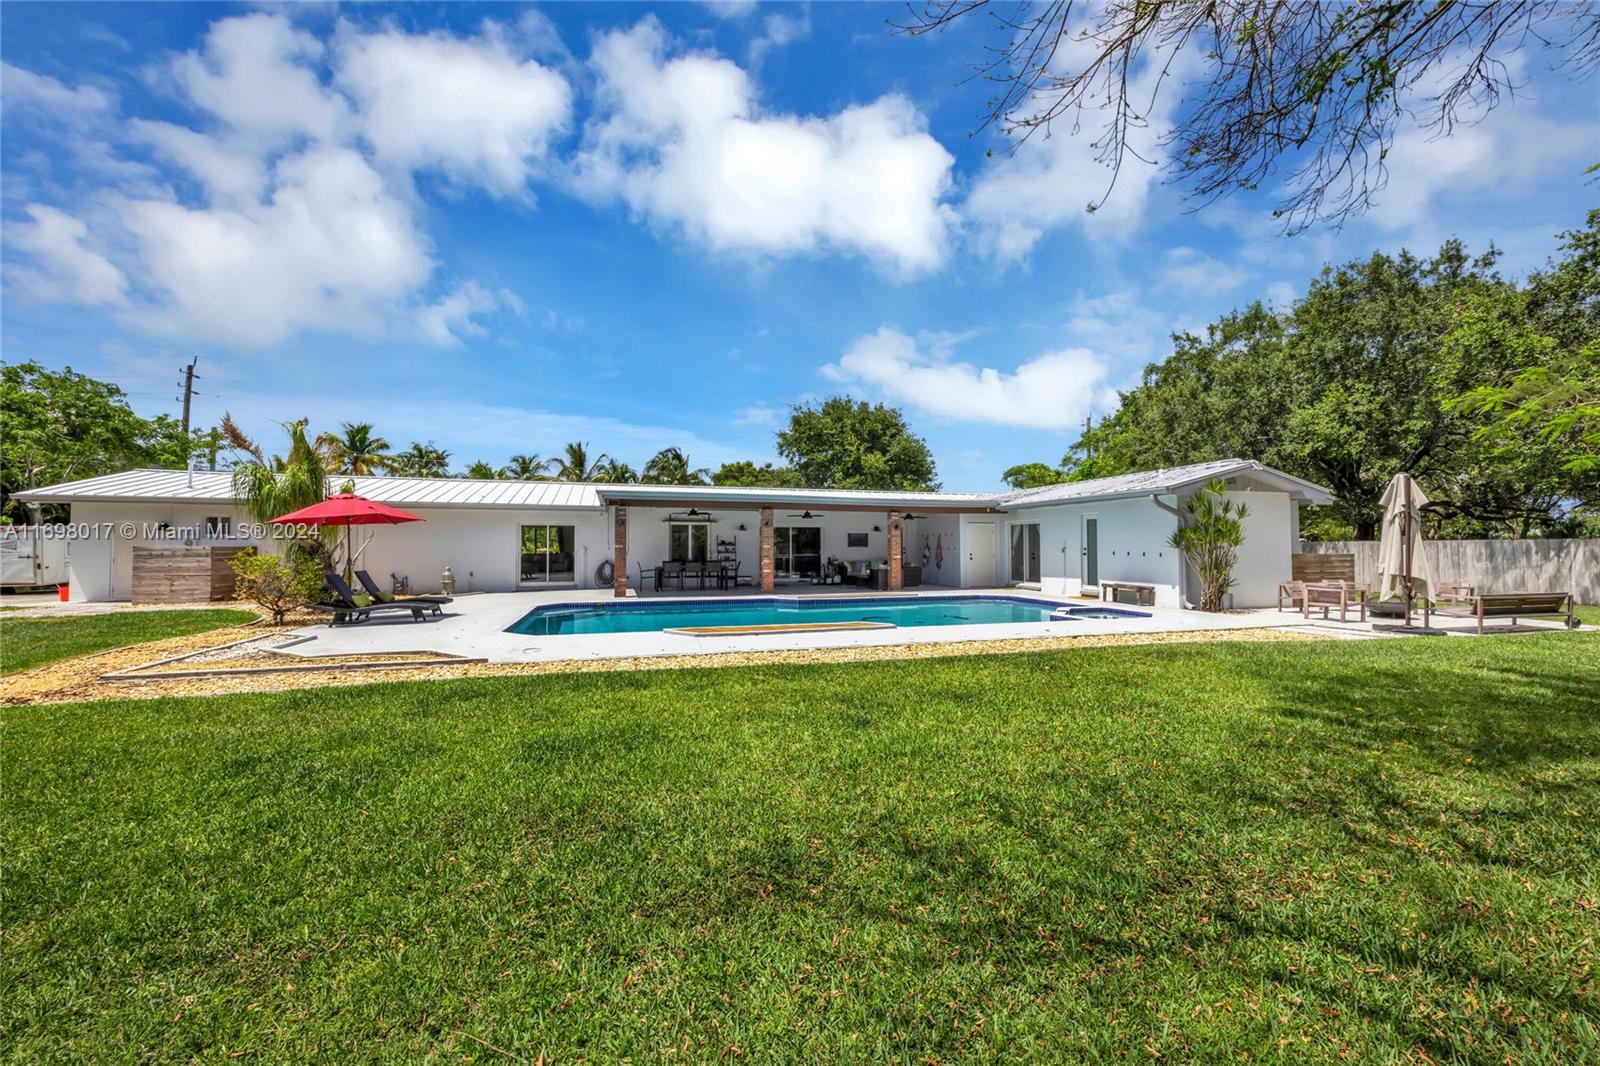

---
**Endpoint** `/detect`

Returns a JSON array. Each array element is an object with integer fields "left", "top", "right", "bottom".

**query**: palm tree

[
  {"left": 548, "top": 441, "right": 609, "bottom": 482},
  {"left": 642, "top": 447, "right": 709, "bottom": 485},
  {"left": 316, "top": 422, "right": 392, "bottom": 476},
  {"left": 500, "top": 454, "right": 549, "bottom": 480},
  {"left": 593, "top": 457, "right": 638, "bottom": 483},
  {"left": 231, "top": 418, "right": 335, "bottom": 565},
  {"left": 462, "top": 460, "right": 500, "bottom": 479},
  {"left": 390, "top": 441, "right": 452, "bottom": 478}
]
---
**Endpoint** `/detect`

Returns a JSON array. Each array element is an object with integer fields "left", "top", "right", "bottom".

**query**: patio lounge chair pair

[{"left": 306, "top": 571, "right": 451, "bottom": 626}]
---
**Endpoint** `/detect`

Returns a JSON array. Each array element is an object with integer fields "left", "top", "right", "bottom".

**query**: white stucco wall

[
  {"left": 992, "top": 490, "right": 1300, "bottom": 609},
  {"left": 997, "top": 496, "right": 1186, "bottom": 607},
  {"left": 59, "top": 491, "right": 1303, "bottom": 605},
  {"left": 1224, "top": 489, "right": 1292, "bottom": 608},
  {"left": 64, "top": 501, "right": 613, "bottom": 600}
]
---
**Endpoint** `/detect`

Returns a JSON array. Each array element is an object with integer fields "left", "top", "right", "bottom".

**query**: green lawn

[
  {"left": 5, "top": 634, "right": 1599, "bottom": 1062},
  {"left": 0, "top": 608, "right": 256, "bottom": 673}
]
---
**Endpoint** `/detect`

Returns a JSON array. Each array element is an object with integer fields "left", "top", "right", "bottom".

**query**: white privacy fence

[{"left": 1298, "top": 539, "right": 1600, "bottom": 603}]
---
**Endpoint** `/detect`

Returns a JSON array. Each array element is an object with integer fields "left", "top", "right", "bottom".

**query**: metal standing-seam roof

[
  {"left": 997, "top": 459, "right": 1334, "bottom": 508},
  {"left": 14, "top": 459, "right": 1333, "bottom": 511},
  {"left": 11, "top": 469, "right": 606, "bottom": 510}
]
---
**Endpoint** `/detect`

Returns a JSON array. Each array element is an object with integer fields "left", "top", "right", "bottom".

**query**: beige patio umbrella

[{"left": 1377, "top": 472, "right": 1435, "bottom": 626}]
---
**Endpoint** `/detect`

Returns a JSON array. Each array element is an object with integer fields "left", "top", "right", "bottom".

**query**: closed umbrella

[
  {"left": 272, "top": 494, "right": 424, "bottom": 583},
  {"left": 1377, "top": 473, "right": 1434, "bottom": 627}
]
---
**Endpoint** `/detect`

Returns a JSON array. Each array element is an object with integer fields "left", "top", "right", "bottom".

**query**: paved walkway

[{"left": 280, "top": 587, "right": 1343, "bottom": 665}]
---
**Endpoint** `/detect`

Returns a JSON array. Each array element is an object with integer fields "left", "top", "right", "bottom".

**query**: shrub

[
  {"left": 1169, "top": 478, "right": 1250, "bottom": 612},
  {"left": 230, "top": 549, "right": 325, "bottom": 625}
]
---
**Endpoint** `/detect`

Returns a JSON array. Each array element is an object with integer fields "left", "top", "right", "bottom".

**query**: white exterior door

[{"left": 966, "top": 522, "right": 995, "bottom": 587}]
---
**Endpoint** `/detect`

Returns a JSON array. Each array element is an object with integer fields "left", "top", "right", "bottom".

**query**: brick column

[
  {"left": 887, "top": 511, "right": 903, "bottom": 591},
  {"left": 612, "top": 505, "right": 628, "bottom": 597},
  {"left": 759, "top": 506, "right": 775, "bottom": 592}
]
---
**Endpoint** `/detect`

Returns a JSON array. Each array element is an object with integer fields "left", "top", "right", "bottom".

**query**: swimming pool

[{"left": 506, "top": 595, "right": 1148, "bottom": 636}]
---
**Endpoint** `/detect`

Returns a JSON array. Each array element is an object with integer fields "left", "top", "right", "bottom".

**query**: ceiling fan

[
  {"left": 787, "top": 511, "right": 825, "bottom": 519},
  {"left": 901, "top": 512, "right": 924, "bottom": 521}
]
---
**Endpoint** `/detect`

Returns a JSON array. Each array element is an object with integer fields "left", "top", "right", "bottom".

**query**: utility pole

[
  {"left": 1083, "top": 416, "right": 1094, "bottom": 457},
  {"left": 178, "top": 358, "right": 199, "bottom": 438}
]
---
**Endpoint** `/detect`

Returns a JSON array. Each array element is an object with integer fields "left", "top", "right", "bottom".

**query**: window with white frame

[{"left": 667, "top": 522, "right": 710, "bottom": 563}]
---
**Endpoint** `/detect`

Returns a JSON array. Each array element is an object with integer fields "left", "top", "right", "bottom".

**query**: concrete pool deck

[{"left": 282, "top": 586, "right": 1337, "bottom": 664}]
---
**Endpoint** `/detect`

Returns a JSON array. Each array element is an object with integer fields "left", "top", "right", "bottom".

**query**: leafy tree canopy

[
  {"left": 711, "top": 461, "right": 804, "bottom": 488},
  {"left": 776, "top": 397, "right": 939, "bottom": 491},
  {"left": 1, "top": 361, "right": 194, "bottom": 521},
  {"left": 1001, "top": 462, "right": 1068, "bottom": 490},
  {"left": 642, "top": 447, "right": 708, "bottom": 485},
  {"left": 1020, "top": 217, "right": 1600, "bottom": 538},
  {"left": 389, "top": 442, "right": 452, "bottom": 479}
]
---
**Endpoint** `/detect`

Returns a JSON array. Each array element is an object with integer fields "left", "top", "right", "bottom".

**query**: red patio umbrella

[{"left": 271, "top": 493, "right": 424, "bottom": 582}]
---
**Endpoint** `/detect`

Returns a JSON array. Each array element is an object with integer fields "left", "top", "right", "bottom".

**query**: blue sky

[{"left": 3, "top": 2, "right": 1596, "bottom": 490}]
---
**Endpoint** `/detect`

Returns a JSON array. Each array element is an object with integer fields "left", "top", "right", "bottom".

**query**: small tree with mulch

[
  {"left": 231, "top": 549, "right": 324, "bottom": 625},
  {"left": 1169, "top": 478, "right": 1250, "bottom": 612}
]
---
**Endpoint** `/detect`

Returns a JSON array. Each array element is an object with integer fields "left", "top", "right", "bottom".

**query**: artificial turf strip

[
  {"left": 0, "top": 608, "right": 256, "bottom": 674},
  {"left": 5, "top": 634, "right": 1599, "bottom": 1062}
]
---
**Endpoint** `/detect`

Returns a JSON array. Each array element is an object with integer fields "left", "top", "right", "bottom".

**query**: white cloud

[
  {"left": 575, "top": 18, "right": 954, "bottom": 275},
  {"left": 128, "top": 119, "right": 269, "bottom": 205},
  {"left": 822, "top": 327, "right": 1116, "bottom": 430},
  {"left": 5, "top": 204, "right": 128, "bottom": 305},
  {"left": 116, "top": 146, "right": 434, "bottom": 346},
  {"left": 1263, "top": 281, "right": 1298, "bottom": 309},
  {"left": 734, "top": 402, "right": 781, "bottom": 427},
  {"left": 1158, "top": 246, "right": 1249, "bottom": 295},
  {"left": 702, "top": 1, "right": 758, "bottom": 19},
  {"left": 3, "top": 13, "right": 565, "bottom": 348},
  {"left": 335, "top": 24, "right": 570, "bottom": 196},
  {"left": 749, "top": 10, "right": 811, "bottom": 65},
  {"left": 0, "top": 62, "right": 112, "bottom": 117},
  {"left": 170, "top": 13, "right": 350, "bottom": 146},
  {"left": 965, "top": 42, "right": 1196, "bottom": 260},
  {"left": 1365, "top": 115, "right": 1593, "bottom": 232},
  {"left": 415, "top": 281, "right": 522, "bottom": 347}
]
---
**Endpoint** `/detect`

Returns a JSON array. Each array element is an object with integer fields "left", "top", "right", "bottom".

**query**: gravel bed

[{"left": 2, "top": 625, "right": 1325, "bottom": 706}]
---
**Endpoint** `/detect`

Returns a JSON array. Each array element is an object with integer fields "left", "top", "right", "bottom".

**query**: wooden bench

[
  {"left": 1424, "top": 591, "right": 1576, "bottom": 634},
  {"left": 1101, "top": 581, "right": 1156, "bottom": 607},
  {"left": 1302, "top": 580, "right": 1368, "bottom": 623}
]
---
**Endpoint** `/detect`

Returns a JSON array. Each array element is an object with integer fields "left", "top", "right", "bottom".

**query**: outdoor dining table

[{"left": 657, "top": 561, "right": 739, "bottom": 591}]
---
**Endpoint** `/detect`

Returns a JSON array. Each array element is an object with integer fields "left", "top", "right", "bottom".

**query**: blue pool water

[{"left": 507, "top": 596, "right": 1148, "bottom": 636}]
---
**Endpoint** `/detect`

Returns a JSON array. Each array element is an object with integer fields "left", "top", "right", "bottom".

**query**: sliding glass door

[
  {"left": 1009, "top": 522, "right": 1040, "bottom": 584},
  {"left": 520, "top": 524, "right": 576, "bottom": 584},
  {"left": 773, "top": 526, "right": 821, "bottom": 578}
]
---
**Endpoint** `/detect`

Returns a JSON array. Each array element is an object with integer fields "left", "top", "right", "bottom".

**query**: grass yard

[
  {"left": 0, "top": 607, "right": 256, "bottom": 674},
  {"left": 5, "top": 633, "right": 1599, "bottom": 1062}
]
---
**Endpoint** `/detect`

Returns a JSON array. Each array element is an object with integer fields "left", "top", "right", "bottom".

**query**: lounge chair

[
  {"left": 354, "top": 569, "right": 453, "bottom": 606},
  {"left": 308, "top": 572, "right": 444, "bottom": 626},
  {"left": 1424, "top": 591, "right": 1577, "bottom": 633}
]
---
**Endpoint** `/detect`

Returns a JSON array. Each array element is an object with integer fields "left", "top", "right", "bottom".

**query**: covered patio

[{"left": 596, "top": 484, "right": 1006, "bottom": 597}]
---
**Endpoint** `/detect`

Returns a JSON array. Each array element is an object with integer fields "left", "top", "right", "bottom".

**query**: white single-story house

[{"left": 14, "top": 458, "right": 1332, "bottom": 608}]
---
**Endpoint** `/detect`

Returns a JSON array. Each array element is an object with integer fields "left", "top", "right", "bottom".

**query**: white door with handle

[{"left": 966, "top": 522, "right": 995, "bottom": 587}]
